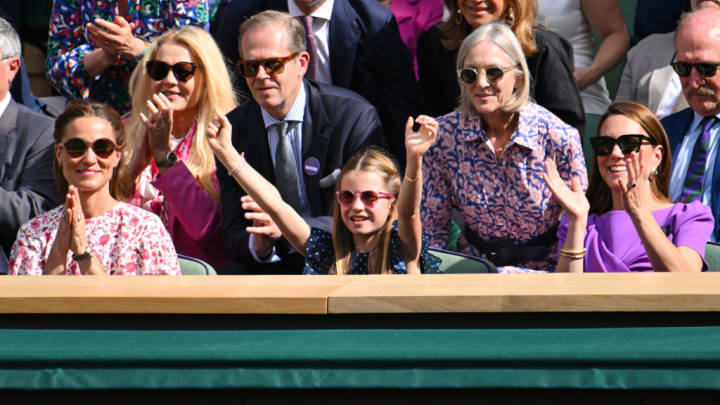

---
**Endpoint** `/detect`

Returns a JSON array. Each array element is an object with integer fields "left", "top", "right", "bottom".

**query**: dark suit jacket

[
  {"left": 215, "top": 0, "right": 416, "bottom": 168},
  {"left": 416, "top": 25, "right": 585, "bottom": 136},
  {"left": 217, "top": 80, "right": 384, "bottom": 274},
  {"left": 0, "top": 100, "right": 58, "bottom": 260},
  {"left": 662, "top": 107, "right": 720, "bottom": 240}
]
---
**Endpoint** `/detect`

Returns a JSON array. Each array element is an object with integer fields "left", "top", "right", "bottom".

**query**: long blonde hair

[
  {"left": 121, "top": 26, "right": 237, "bottom": 201},
  {"left": 332, "top": 149, "right": 402, "bottom": 275}
]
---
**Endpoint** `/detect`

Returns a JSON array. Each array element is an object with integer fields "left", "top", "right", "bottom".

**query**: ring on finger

[{"left": 629, "top": 181, "right": 637, "bottom": 189}]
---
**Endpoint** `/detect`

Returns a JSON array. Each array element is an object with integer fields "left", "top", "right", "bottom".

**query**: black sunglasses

[
  {"left": 670, "top": 52, "right": 720, "bottom": 77},
  {"left": 61, "top": 138, "right": 117, "bottom": 159},
  {"left": 146, "top": 60, "right": 200, "bottom": 82},
  {"left": 589, "top": 134, "right": 656, "bottom": 156},
  {"left": 336, "top": 190, "right": 395, "bottom": 207},
  {"left": 236, "top": 53, "right": 299, "bottom": 78},
  {"left": 457, "top": 65, "right": 516, "bottom": 85}
]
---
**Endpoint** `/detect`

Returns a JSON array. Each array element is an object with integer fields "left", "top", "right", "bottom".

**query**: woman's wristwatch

[
  {"left": 155, "top": 151, "right": 178, "bottom": 168},
  {"left": 72, "top": 248, "right": 93, "bottom": 262}
]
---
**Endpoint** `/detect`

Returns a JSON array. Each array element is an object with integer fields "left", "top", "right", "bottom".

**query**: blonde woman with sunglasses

[
  {"left": 118, "top": 27, "right": 238, "bottom": 271},
  {"left": 8, "top": 101, "right": 180, "bottom": 275}
]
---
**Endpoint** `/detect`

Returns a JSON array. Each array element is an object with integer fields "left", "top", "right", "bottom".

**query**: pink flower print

[{"left": 99, "top": 234, "right": 110, "bottom": 246}]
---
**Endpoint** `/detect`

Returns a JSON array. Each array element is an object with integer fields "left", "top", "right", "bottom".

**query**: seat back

[
  {"left": 429, "top": 248, "right": 498, "bottom": 274},
  {"left": 705, "top": 243, "right": 720, "bottom": 271},
  {"left": 177, "top": 254, "right": 216, "bottom": 275}
]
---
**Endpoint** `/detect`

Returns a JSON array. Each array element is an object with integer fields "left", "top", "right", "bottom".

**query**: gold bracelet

[
  {"left": 404, "top": 175, "right": 418, "bottom": 183},
  {"left": 560, "top": 247, "right": 586, "bottom": 259}
]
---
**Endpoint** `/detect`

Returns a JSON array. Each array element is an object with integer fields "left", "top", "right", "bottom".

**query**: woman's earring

[
  {"left": 456, "top": 9, "right": 463, "bottom": 25},
  {"left": 649, "top": 167, "right": 658, "bottom": 180},
  {"left": 506, "top": 7, "right": 516, "bottom": 26}
]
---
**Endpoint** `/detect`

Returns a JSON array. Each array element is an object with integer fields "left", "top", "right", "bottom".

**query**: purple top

[
  {"left": 557, "top": 201, "right": 714, "bottom": 272},
  {"left": 389, "top": 0, "right": 443, "bottom": 79}
]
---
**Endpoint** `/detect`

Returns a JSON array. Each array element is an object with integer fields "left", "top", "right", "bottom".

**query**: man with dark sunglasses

[
  {"left": 661, "top": 7, "right": 720, "bottom": 241},
  {"left": 214, "top": 0, "right": 416, "bottom": 169},
  {"left": 217, "top": 11, "right": 383, "bottom": 275},
  {"left": 0, "top": 17, "right": 59, "bottom": 272}
]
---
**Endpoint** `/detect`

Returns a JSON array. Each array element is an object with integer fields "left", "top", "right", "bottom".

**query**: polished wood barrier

[{"left": 1, "top": 273, "right": 720, "bottom": 314}]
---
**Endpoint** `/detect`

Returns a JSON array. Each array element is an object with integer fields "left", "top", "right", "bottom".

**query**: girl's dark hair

[
  {"left": 586, "top": 101, "right": 672, "bottom": 215},
  {"left": 53, "top": 100, "right": 126, "bottom": 198}
]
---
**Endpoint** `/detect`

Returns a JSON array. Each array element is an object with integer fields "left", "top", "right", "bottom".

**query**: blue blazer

[
  {"left": 217, "top": 80, "right": 384, "bottom": 274},
  {"left": 215, "top": 0, "right": 416, "bottom": 168},
  {"left": 662, "top": 107, "right": 720, "bottom": 240}
]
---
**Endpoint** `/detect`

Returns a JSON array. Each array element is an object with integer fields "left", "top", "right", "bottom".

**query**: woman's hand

[
  {"left": 206, "top": 113, "right": 239, "bottom": 169},
  {"left": 242, "top": 195, "right": 282, "bottom": 259},
  {"left": 618, "top": 151, "right": 653, "bottom": 218},
  {"left": 66, "top": 186, "right": 89, "bottom": 256},
  {"left": 87, "top": 16, "right": 145, "bottom": 61},
  {"left": 405, "top": 115, "right": 438, "bottom": 158},
  {"left": 542, "top": 158, "right": 589, "bottom": 221},
  {"left": 139, "top": 93, "right": 173, "bottom": 163}
]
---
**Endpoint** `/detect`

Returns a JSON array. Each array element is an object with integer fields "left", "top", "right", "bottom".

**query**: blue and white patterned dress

[
  {"left": 304, "top": 221, "right": 442, "bottom": 275},
  {"left": 421, "top": 103, "right": 588, "bottom": 272}
]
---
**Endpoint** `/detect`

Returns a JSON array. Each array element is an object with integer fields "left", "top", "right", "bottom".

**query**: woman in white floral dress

[{"left": 8, "top": 101, "right": 180, "bottom": 275}]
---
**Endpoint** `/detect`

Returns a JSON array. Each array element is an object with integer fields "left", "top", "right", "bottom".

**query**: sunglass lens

[
  {"left": 64, "top": 138, "right": 87, "bottom": 157},
  {"left": 92, "top": 139, "right": 116, "bottom": 158},
  {"left": 697, "top": 63, "right": 718, "bottom": 77},
  {"left": 147, "top": 61, "right": 170, "bottom": 81},
  {"left": 338, "top": 191, "right": 354, "bottom": 204},
  {"left": 486, "top": 67, "right": 504, "bottom": 82},
  {"left": 590, "top": 138, "right": 614, "bottom": 156},
  {"left": 264, "top": 59, "right": 284, "bottom": 75},
  {"left": 360, "top": 191, "right": 379, "bottom": 204},
  {"left": 617, "top": 136, "right": 643, "bottom": 154},
  {"left": 173, "top": 62, "right": 196, "bottom": 82},
  {"left": 459, "top": 68, "right": 478, "bottom": 84}
]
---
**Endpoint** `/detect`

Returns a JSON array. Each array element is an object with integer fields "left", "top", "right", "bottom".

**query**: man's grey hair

[
  {"left": 237, "top": 10, "right": 306, "bottom": 59},
  {"left": 0, "top": 17, "right": 21, "bottom": 60}
]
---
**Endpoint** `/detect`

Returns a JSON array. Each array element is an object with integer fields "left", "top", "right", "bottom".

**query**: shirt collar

[
  {"left": 0, "top": 92, "right": 11, "bottom": 119},
  {"left": 457, "top": 104, "right": 539, "bottom": 151},
  {"left": 287, "top": 0, "right": 334, "bottom": 20},
  {"left": 261, "top": 81, "right": 307, "bottom": 129},
  {"left": 691, "top": 111, "right": 720, "bottom": 132}
]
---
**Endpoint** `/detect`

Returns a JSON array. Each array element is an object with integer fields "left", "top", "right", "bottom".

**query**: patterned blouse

[
  {"left": 304, "top": 221, "right": 442, "bottom": 275},
  {"left": 421, "top": 103, "right": 588, "bottom": 271},
  {"left": 9, "top": 203, "right": 181, "bottom": 275},
  {"left": 46, "top": 0, "right": 209, "bottom": 114}
]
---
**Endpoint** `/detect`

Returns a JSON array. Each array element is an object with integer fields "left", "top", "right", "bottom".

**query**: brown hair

[
  {"left": 439, "top": 0, "right": 538, "bottom": 55},
  {"left": 586, "top": 101, "right": 672, "bottom": 215},
  {"left": 53, "top": 100, "right": 126, "bottom": 199},
  {"left": 331, "top": 148, "right": 402, "bottom": 275},
  {"left": 237, "top": 10, "right": 307, "bottom": 59}
]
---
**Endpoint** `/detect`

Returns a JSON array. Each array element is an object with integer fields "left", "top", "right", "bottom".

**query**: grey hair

[
  {"left": 237, "top": 10, "right": 306, "bottom": 59},
  {"left": 0, "top": 17, "right": 21, "bottom": 60},
  {"left": 455, "top": 21, "right": 530, "bottom": 116}
]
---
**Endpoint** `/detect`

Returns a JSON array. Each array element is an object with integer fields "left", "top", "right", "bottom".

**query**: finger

[
  {"left": 240, "top": 195, "right": 256, "bottom": 204},
  {"left": 625, "top": 154, "right": 637, "bottom": 185},
  {"left": 405, "top": 116, "right": 413, "bottom": 133},
  {"left": 155, "top": 93, "right": 173, "bottom": 112},
  {"left": 114, "top": 15, "right": 129, "bottom": 27},
  {"left": 617, "top": 177, "right": 628, "bottom": 194},
  {"left": 152, "top": 93, "right": 168, "bottom": 111},
  {"left": 242, "top": 201, "right": 265, "bottom": 213},
  {"left": 146, "top": 99, "right": 159, "bottom": 115},
  {"left": 244, "top": 212, "right": 272, "bottom": 222},
  {"left": 207, "top": 123, "right": 218, "bottom": 137},
  {"left": 246, "top": 225, "right": 278, "bottom": 236},
  {"left": 570, "top": 175, "right": 581, "bottom": 193},
  {"left": 93, "top": 18, "right": 122, "bottom": 34}
]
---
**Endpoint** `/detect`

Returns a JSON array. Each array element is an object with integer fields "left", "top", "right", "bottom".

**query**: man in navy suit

[
  {"left": 662, "top": 7, "right": 720, "bottom": 241},
  {"left": 0, "top": 17, "right": 57, "bottom": 271},
  {"left": 217, "top": 10, "right": 383, "bottom": 274},
  {"left": 215, "top": 0, "right": 415, "bottom": 169}
]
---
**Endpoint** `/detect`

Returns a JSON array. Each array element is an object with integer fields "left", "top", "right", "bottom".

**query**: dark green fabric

[{"left": 2, "top": 326, "right": 720, "bottom": 390}]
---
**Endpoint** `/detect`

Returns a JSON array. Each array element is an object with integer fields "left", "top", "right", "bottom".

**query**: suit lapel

[
  {"left": 328, "top": 0, "right": 361, "bottom": 88},
  {"left": 0, "top": 101, "right": 19, "bottom": 166},
  {"left": 301, "top": 81, "right": 331, "bottom": 214},
  {"left": 235, "top": 101, "right": 275, "bottom": 183}
]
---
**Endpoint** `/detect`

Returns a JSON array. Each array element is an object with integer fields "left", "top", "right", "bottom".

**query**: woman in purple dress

[{"left": 544, "top": 101, "right": 714, "bottom": 272}]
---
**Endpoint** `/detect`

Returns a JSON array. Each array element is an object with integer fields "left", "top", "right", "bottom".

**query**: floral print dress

[
  {"left": 9, "top": 203, "right": 180, "bottom": 275},
  {"left": 46, "top": 0, "right": 209, "bottom": 114}
]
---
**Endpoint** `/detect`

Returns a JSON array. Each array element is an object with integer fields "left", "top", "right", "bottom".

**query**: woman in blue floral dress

[
  {"left": 46, "top": 0, "right": 209, "bottom": 114},
  {"left": 421, "top": 22, "right": 588, "bottom": 273}
]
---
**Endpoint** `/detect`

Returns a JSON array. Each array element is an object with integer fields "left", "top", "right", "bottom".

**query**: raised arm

[
  {"left": 397, "top": 115, "right": 437, "bottom": 274},
  {"left": 206, "top": 114, "right": 311, "bottom": 255},
  {"left": 577, "top": 0, "right": 630, "bottom": 90}
]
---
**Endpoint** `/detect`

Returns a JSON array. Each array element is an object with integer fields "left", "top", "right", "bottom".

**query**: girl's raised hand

[
  {"left": 542, "top": 158, "right": 589, "bottom": 221},
  {"left": 206, "top": 113, "right": 236, "bottom": 167},
  {"left": 139, "top": 93, "right": 173, "bottom": 157},
  {"left": 405, "top": 115, "right": 438, "bottom": 158}
]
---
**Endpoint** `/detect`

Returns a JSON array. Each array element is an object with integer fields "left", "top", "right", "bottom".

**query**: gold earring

[
  {"left": 649, "top": 167, "right": 658, "bottom": 180},
  {"left": 506, "top": 7, "right": 516, "bottom": 26}
]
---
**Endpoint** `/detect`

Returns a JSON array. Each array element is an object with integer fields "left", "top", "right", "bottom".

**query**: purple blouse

[
  {"left": 421, "top": 103, "right": 587, "bottom": 270},
  {"left": 557, "top": 201, "right": 714, "bottom": 272}
]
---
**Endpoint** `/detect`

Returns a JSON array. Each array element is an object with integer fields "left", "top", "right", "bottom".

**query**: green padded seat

[
  {"left": 705, "top": 243, "right": 720, "bottom": 271},
  {"left": 177, "top": 254, "right": 216, "bottom": 275}
]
